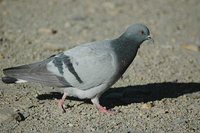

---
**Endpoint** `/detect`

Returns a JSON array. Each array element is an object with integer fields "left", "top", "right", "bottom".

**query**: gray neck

[
  {"left": 111, "top": 34, "right": 140, "bottom": 59},
  {"left": 110, "top": 35, "right": 141, "bottom": 75}
]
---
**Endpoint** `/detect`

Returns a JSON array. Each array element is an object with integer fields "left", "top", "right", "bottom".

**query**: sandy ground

[{"left": 0, "top": 0, "right": 200, "bottom": 132}]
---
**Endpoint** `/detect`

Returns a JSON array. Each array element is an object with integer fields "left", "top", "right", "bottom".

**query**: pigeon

[{"left": 2, "top": 24, "right": 153, "bottom": 114}]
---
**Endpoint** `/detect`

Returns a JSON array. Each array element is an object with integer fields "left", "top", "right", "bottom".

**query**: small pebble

[
  {"left": 0, "top": 53, "right": 5, "bottom": 59},
  {"left": 90, "top": 127, "right": 95, "bottom": 132},
  {"left": 141, "top": 103, "right": 154, "bottom": 109},
  {"left": 22, "top": 112, "right": 30, "bottom": 119},
  {"left": 38, "top": 28, "right": 57, "bottom": 35},
  {"left": 68, "top": 123, "right": 73, "bottom": 127},
  {"left": 13, "top": 113, "right": 24, "bottom": 122},
  {"left": 181, "top": 44, "right": 200, "bottom": 52},
  {"left": 108, "top": 129, "right": 113, "bottom": 132},
  {"left": 14, "top": 112, "right": 30, "bottom": 122}
]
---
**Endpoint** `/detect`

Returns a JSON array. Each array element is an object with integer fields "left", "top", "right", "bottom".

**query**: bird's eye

[{"left": 140, "top": 30, "right": 145, "bottom": 35}]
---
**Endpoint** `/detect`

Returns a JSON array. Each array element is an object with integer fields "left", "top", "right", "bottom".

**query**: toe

[
  {"left": 55, "top": 99, "right": 66, "bottom": 113},
  {"left": 99, "top": 106, "right": 116, "bottom": 115}
]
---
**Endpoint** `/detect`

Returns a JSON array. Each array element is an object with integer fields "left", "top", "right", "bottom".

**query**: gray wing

[{"left": 47, "top": 43, "right": 117, "bottom": 90}]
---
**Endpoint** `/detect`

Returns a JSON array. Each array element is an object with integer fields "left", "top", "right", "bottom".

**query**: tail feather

[
  {"left": 2, "top": 64, "right": 36, "bottom": 84},
  {"left": 3, "top": 64, "right": 30, "bottom": 77},
  {"left": 2, "top": 76, "right": 18, "bottom": 84},
  {"left": 2, "top": 58, "right": 71, "bottom": 87}
]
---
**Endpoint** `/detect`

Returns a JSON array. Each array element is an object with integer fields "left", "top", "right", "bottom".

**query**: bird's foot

[
  {"left": 56, "top": 99, "right": 66, "bottom": 113},
  {"left": 97, "top": 105, "right": 116, "bottom": 115},
  {"left": 55, "top": 92, "right": 68, "bottom": 113}
]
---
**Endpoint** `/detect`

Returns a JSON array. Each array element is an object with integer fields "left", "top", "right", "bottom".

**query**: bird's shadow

[{"left": 36, "top": 82, "right": 200, "bottom": 109}]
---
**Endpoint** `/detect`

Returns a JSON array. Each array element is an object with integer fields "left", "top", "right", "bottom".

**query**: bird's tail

[
  {"left": 2, "top": 64, "right": 31, "bottom": 84},
  {"left": 2, "top": 58, "right": 70, "bottom": 87}
]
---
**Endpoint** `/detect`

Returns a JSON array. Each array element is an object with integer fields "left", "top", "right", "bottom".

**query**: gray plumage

[{"left": 2, "top": 24, "right": 152, "bottom": 113}]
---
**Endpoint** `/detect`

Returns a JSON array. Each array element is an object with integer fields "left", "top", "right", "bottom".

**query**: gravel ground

[{"left": 0, "top": 0, "right": 200, "bottom": 133}]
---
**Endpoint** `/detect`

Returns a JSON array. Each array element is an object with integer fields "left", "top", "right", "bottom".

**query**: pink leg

[
  {"left": 91, "top": 96, "right": 116, "bottom": 115},
  {"left": 95, "top": 104, "right": 116, "bottom": 115},
  {"left": 56, "top": 92, "right": 68, "bottom": 113}
]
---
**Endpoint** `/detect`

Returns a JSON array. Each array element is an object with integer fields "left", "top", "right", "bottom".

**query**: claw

[
  {"left": 55, "top": 92, "right": 68, "bottom": 113},
  {"left": 56, "top": 99, "right": 66, "bottom": 113},
  {"left": 97, "top": 105, "right": 116, "bottom": 115},
  {"left": 91, "top": 96, "right": 116, "bottom": 115}
]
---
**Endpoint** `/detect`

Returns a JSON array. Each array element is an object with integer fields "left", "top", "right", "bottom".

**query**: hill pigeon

[{"left": 2, "top": 24, "right": 153, "bottom": 114}]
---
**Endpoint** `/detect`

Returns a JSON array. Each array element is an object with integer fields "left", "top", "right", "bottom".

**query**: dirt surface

[{"left": 0, "top": 0, "right": 200, "bottom": 132}]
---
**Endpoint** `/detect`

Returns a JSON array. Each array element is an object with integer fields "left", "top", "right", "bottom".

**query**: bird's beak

[{"left": 146, "top": 35, "right": 154, "bottom": 44}]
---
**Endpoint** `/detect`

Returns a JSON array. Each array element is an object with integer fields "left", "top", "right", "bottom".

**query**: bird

[{"left": 2, "top": 24, "right": 153, "bottom": 114}]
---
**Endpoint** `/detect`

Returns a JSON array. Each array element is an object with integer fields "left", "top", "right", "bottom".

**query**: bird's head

[{"left": 121, "top": 23, "right": 153, "bottom": 45}]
